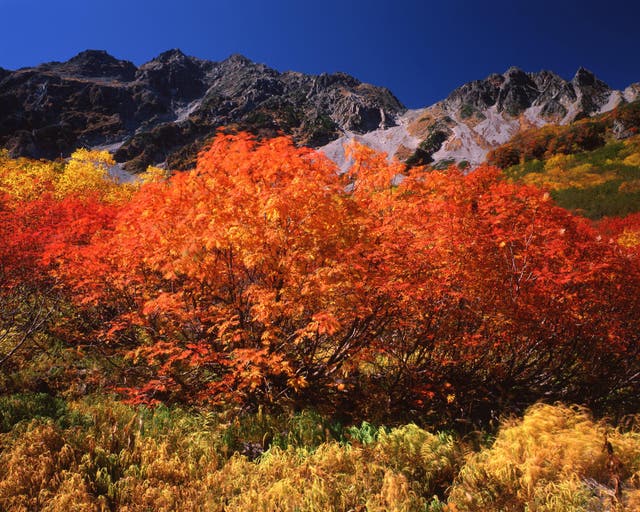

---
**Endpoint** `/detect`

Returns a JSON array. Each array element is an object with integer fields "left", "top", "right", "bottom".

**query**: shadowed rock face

[
  {"left": 0, "top": 49, "right": 405, "bottom": 171},
  {"left": 38, "top": 50, "right": 138, "bottom": 82},
  {"left": 442, "top": 66, "right": 613, "bottom": 120}
]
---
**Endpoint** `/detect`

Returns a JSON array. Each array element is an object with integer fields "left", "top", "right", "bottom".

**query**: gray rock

[
  {"left": 442, "top": 66, "right": 614, "bottom": 120},
  {"left": 571, "top": 67, "right": 612, "bottom": 116},
  {"left": 0, "top": 49, "right": 405, "bottom": 171}
]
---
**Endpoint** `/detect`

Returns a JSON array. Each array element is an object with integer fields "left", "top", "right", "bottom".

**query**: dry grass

[
  {"left": 0, "top": 399, "right": 639, "bottom": 511},
  {"left": 448, "top": 403, "right": 640, "bottom": 511}
]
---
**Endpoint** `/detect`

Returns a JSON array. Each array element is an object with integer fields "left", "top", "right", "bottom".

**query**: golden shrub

[{"left": 448, "top": 404, "right": 640, "bottom": 511}]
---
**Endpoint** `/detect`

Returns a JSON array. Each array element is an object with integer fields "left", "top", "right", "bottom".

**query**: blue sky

[{"left": 0, "top": 0, "right": 638, "bottom": 108}]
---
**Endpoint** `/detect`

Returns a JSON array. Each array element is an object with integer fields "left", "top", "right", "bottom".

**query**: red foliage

[
  {"left": 487, "top": 120, "right": 607, "bottom": 168},
  {"left": 44, "top": 134, "right": 639, "bottom": 420},
  {"left": 2, "top": 134, "right": 638, "bottom": 421}
]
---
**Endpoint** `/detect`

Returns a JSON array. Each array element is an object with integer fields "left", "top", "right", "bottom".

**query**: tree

[{"left": 49, "top": 133, "right": 639, "bottom": 422}]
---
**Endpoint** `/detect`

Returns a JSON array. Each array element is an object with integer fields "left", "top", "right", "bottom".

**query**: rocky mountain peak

[
  {"left": 0, "top": 49, "right": 405, "bottom": 170},
  {"left": 223, "top": 53, "right": 253, "bottom": 67},
  {"left": 316, "top": 71, "right": 361, "bottom": 89},
  {"left": 137, "top": 48, "right": 211, "bottom": 100},
  {"left": 503, "top": 66, "right": 527, "bottom": 80},
  {"left": 68, "top": 49, "right": 115, "bottom": 64},
  {"left": 486, "top": 73, "right": 506, "bottom": 87},
  {"left": 152, "top": 48, "right": 190, "bottom": 63},
  {"left": 49, "top": 49, "right": 137, "bottom": 81},
  {"left": 329, "top": 66, "right": 636, "bottom": 174},
  {"left": 497, "top": 66, "right": 539, "bottom": 115},
  {"left": 573, "top": 66, "right": 597, "bottom": 86},
  {"left": 531, "top": 69, "right": 564, "bottom": 89},
  {"left": 2, "top": 52, "right": 634, "bottom": 176},
  {"left": 570, "top": 67, "right": 611, "bottom": 115},
  {"left": 138, "top": 48, "right": 210, "bottom": 72},
  {"left": 441, "top": 66, "right": 615, "bottom": 120}
]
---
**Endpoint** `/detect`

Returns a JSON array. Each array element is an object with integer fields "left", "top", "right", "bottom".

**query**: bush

[{"left": 448, "top": 403, "right": 640, "bottom": 511}]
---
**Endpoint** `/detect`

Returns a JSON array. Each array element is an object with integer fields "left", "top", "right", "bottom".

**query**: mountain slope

[
  {"left": 323, "top": 67, "right": 640, "bottom": 171},
  {"left": 1, "top": 51, "right": 638, "bottom": 174},
  {"left": 486, "top": 100, "right": 640, "bottom": 218},
  {"left": 0, "top": 49, "right": 405, "bottom": 171}
]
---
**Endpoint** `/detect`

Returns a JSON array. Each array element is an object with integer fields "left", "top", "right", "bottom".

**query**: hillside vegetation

[
  {"left": 1, "top": 396, "right": 639, "bottom": 511},
  {"left": 0, "top": 134, "right": 638, "bottom": 509},
  {"left": 487, "top": 101, "right": 640, "bottom": 218}
]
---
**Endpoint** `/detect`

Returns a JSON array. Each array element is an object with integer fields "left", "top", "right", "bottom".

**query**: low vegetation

[
  {"left": 0, "top": 396, "right": 638, "bottom": 510},
  {"left": 501, "top": 136, "right": 640, "bottom": 218},
  {"left": 0, "top": 133, "right": 638, "bottom": 509},
  {"left": 487, "top": 101, "right": 640, "bottom": 219}
]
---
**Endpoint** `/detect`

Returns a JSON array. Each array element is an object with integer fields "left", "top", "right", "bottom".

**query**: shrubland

[
  {"left": 0, "top": 396, "right": 639, "bottom": 510},
  {"left": 0, "top": 133, "right": 638, "bottom": 509}
]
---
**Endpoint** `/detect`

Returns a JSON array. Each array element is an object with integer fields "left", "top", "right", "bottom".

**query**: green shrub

[{"left": 0, "top": 393, "right": 67, "bottom": 432}]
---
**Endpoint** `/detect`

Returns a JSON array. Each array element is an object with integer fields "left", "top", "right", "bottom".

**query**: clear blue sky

[{"left": 0, "top": 0, "right": 638, "bottom": 108}]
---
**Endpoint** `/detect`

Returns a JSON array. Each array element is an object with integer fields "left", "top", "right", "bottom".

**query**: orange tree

[
  {"left": 53, "top": 133, "right": 639, "bottom": 422},
  {"left": 58, "top": 134, "right": 382, "bottom": 408}
]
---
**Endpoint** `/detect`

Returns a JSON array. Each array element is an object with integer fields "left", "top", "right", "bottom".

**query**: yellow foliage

[
  {"left": 623, "top": 152, "right": 640, "bottom": 166},
  {"left": 544, "top": 153, "right": 575, "bottom": 170},
  {"left": 0, "top": 421, "right": 74, "bottom": 510},
  {"left": 55, "top": 149, "right": 125, "bottom": 201},
  {"left": 0, "top": 150, "right": 58, "bottom": 201},
  {"left": 138, "top": 165, "right": 171, "bottom": 184},
  {"left": 448, "top": 403, "right": 640, "bottom": 511},
  {"left": 2, "top": 400, "right": 639, "bottom": 511},
  {"left": 618, "top": 229, "right": 640, "bottom": 248},
  {"left": 523, "top": 163, "right": 616, "bottom": 190},
  {"left": 0, "top": 149, "right": 137, "bottom": 205},
  {"left": 41, "top": 473, "right": 99, "bottom": 512}
]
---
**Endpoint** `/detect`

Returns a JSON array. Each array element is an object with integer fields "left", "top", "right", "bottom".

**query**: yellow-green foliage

[
  {"left": 0, "top": 396, "right": 461, "bottom": 511},
  {"left": 523, "top": 161, "right": 616, "bottom": 190},
  {"left": 505, "top": 135, "right": 640, "bottom": 218},
  {"left": 0, "top": 149, "right": 138, "bottom": 204},
  {"left": 138, "top": 165, "right": 171, "bottom": 184},
  {"left": 448, "top": 403, "right": 640, "bottom": 511},
  {"left": 623, "top": 152, "right": 640, "bottom": 167},
  {"left": 2, "top": 400, "right": 639, "bottom": 511}
]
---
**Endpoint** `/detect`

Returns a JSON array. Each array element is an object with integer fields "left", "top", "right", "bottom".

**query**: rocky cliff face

[
  {"left": 1, "top": 53, "right": 637, "bottom": 173},
  {"left": 442, "top": 67, "right": 612, "bottom": 121},
  {"left": 0, "top": 49, "right": 405, "bottom": 171},
  {"left": 322, "top": 67, "right": 639, "bottom": 171}
]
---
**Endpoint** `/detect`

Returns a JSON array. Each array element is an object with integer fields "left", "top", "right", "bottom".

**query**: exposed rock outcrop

[
  {"left": 0, "top": 49, "right": 405, "bottom": 171},
  {"left": 338, "top": 67, "right": 638, "bottom": 170}
]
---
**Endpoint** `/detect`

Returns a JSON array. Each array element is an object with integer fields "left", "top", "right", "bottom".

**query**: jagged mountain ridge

[
  {"left": 1, "top": 50, "right": 638, "bottom": 173},
  {"left": 0, "top": 49, "right": 404, "bottom": 171},
  {"left": 323, "top": 67, "right": 640, "bottom": 171}
]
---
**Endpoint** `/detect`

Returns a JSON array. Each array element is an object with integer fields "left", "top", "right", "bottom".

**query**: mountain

[
  {"left": 322, "top": 67, "right": 640, "bottom": 171},
  {"left": 0, "top": 49, "right": 404, "bottom": 171},
  {"left": 0, "top": 50, "right": 638, "bottom": 173}
]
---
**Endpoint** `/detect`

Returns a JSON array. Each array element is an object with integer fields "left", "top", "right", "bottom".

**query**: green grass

[{"left": 552, "top": 181, "right": 640, "bottom": 219}]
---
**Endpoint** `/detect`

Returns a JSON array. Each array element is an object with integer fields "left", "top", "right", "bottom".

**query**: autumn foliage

[
  {"left": 1, "top": 134, "right": 639, "bottom": 423},
  {"left": 487, "top": 101, "right": 640, "bottom": 170}
]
